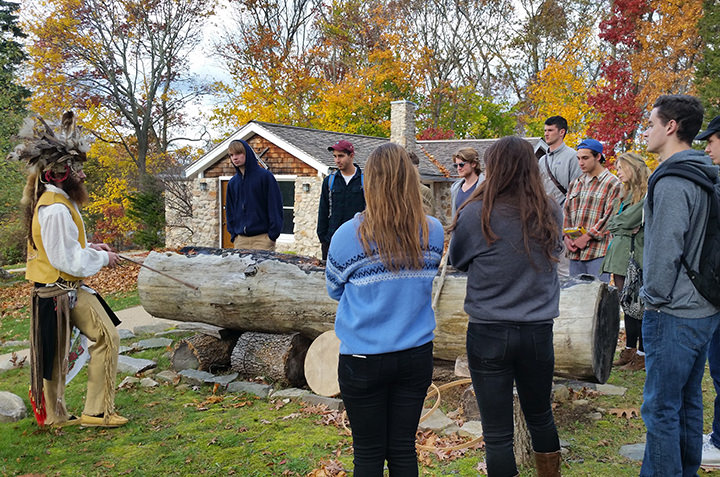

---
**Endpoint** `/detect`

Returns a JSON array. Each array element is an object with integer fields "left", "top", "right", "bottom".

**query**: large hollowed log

[
  {"left": 172, "top": 333, "right": 239, "bottom": 372},
  {"left": 230, "top": 331, "right": 311, "bottom": 387},
  {"left": 138, "top": 249, "right": 618, "bottom": 383}
]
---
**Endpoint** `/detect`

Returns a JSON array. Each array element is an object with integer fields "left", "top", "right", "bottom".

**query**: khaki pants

[
  {"left": 233, "top": 233, "right": 276, "bottom": 251},
  {"left": 43, "top": 288, "right": 119, "bottom": 423}
]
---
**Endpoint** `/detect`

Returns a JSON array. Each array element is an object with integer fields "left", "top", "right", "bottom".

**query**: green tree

[
  {"left": 0, "top": 0, "right": 30, "bottom": 155},
  {"left": 695, "top": 0, "right": 720, "bottom": 120},
  {"left": 417, "top": 88, "right": 516, "bottom": 139},
  {"left": 127, "top": 176, "right": 165, "bottom": 249},
  {"left": 0, "top": 0, "right": 30, "bottom": 265}
]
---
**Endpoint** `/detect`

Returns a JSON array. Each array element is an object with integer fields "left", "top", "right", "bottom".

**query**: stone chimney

[{"left": 390, "top": 100, "right": 417, "bottom": 153}]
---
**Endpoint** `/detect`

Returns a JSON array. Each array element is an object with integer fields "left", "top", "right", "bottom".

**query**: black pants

[
  {"left": 626, "top": 316, "right": 644, "bottom": 351},
  {"left": 338, "top": 341, "right": 433, "bottom": 476},
  {"left": 467, "top": 322, "right": 559, "bottom": 477}
]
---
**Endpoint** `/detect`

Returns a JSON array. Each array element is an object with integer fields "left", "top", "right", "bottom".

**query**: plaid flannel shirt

[{"left": 563, "top": 169, "right": 622, "bottom": 261}]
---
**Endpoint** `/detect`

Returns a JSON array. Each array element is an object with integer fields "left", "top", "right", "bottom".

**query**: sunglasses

[{"left": 452, "top": 162, "right": 467, "bottom": 169}]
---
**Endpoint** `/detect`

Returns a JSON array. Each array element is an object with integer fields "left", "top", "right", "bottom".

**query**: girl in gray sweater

[{"left": 449, "top": 136, "right": 563, "bottom": 477}]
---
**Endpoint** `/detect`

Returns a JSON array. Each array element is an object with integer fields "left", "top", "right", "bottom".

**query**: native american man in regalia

[{"left": 9, "top": 112, "right": 128, "bottom": 428}]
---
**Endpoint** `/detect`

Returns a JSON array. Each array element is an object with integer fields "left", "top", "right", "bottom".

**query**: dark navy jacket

[
  {"left": 225, "top": 140, "right": 284, "bottom": 242},
  {"left": 317, "top": 165, "right": 365, "bottom": 244}
]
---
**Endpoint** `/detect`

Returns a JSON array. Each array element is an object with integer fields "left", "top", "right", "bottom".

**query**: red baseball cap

[{"left": 328, "top": 140, "right": 354, "bottom": 154}]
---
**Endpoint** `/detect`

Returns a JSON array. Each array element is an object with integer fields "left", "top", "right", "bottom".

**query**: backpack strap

[
  {"left": 543, "top": 155, "right": 567, "bottom": 196},
  {"left": 646, "top": 163, "right": 716, "bottom": 210},
  {"left": 647, "top": 162, "right": 718, "bottom": 276},
  {"left": 327, "top": 171, "right": 337, "bottom": 219}
]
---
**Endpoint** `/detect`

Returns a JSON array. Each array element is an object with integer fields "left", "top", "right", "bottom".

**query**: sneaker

[
  {"left": 80, "top": 413, "right": 128, "bottom": 428},
  {"left": 613, "top": 348, "right": 637, "bottom": 367},
  {"left": 703, "top": 434, "right": 720, "bottom": 467},
  {"left": 621, "top": 353, "right": 645, "bottom": 371}
]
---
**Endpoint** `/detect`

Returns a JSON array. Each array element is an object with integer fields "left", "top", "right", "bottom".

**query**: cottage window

[{"left": 276, "top": 176, "right": 296, "bottom": 240}]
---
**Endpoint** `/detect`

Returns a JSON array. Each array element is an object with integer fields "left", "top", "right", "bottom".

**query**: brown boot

[
  {"left": 621, "top": 353, "right": 645, "bottom": 371},
  {"left": 613, "top": 347, "right": 636, "bottom": 366},
  {"left": 535, "top": 450, "right": 561, "bottom": 477}
]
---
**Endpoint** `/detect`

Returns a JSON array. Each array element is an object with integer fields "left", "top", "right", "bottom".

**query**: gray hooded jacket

[{"left": 640, "top": 149, "right": 720, "bottom": 318}]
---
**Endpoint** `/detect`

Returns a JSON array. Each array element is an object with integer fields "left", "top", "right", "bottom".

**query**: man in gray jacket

[
  {"left": 639, "top": 95, "right": 720, "bottom": 477},
  {"left": 539, "top": 116, "right": 582, "bottom": 208},
  {"left": 539, "top": 115, "right": 582, "bottom": 277}
]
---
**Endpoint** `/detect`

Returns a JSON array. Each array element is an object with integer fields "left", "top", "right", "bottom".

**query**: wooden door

[{"left": 220, "top": 179, "right": 232, "bottom": 248}]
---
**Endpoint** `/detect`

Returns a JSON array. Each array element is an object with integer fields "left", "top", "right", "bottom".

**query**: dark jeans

[
  {"left": 466, "top": 322, "right": 559, "bottom": 477},
  {"left": 338, "top": 341, "right": 433, "bottom": 477},
  {"left": 711, "top": 325, "right": 720, "bottom": 448},
  {"left": 641, "top": 309, "right": 720, "bottom": 477}
]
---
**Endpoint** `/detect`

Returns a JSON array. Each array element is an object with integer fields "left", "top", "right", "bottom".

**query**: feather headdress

[
  {"left": 7, "top": 111, "right": 92, "bottom": 175},
  {"left": 12, "top": 112, "right": 94, "bottom": 246}
]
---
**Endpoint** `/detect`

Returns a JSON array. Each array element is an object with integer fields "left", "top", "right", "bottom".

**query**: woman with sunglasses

[
  {"left": 326, "top": 142, "right": 444, "bottom": 476},
  {"left": 450, "top": 147, "right": 484, "bottom": 218},
  {"left": 449, "top": 136, "right": 563, "bottom": 476}
]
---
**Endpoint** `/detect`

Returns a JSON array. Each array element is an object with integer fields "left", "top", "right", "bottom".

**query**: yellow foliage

[
  {"left": 526, "top": 28, "right": 600, "bottom": 146},
  {"left": 630, "top": 0, "right": 703, "bottom": 113},
  {"left": 310, "top": 35, "right": 420, "bottom": 135},
  {"left": 86, "top": 176, "right": 134, "bottom": 235}
]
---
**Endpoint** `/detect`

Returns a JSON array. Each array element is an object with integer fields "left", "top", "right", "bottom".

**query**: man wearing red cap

[{"left": 317, "top": 140, "right": 366, "bottom": 260}]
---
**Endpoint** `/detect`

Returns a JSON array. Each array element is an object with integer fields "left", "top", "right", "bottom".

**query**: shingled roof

[{"left": 185, "top": 120, "right": 544, "bottom": 181}]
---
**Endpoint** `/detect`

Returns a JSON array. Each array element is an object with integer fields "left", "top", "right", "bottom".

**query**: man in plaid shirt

[{"left": 563, "top": 139, "right": 621, "bottom": 282}]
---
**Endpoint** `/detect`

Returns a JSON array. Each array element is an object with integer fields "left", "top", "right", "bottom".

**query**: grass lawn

[{"left": 1, "top": 273, "right": 719, "bottom": 475}]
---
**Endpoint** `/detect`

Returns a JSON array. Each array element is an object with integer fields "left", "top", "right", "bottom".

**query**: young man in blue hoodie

[
  {"left": 225, "top": 139, "right": 283, "bottom": 251},
  {"left": 639, "top": 95, "right": 720, "bottom": 477}
]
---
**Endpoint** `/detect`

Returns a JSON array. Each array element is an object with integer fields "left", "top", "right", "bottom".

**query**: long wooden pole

[{"left": 118, "top": 254, "right": 199, "bottom": 290}]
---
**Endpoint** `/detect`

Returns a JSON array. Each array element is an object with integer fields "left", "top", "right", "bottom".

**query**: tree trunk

[
  {"left": 230, "top": 331, "right": 311, "bottom": 387},
  {"left": 171, "top": 333, "right": 239, "bottom": 372},
  {"left": 513, "top": 391, "right": 533, "bottom": 468},
  {"left": 138, "top": 248, "right": 618, "bottom": 383}
]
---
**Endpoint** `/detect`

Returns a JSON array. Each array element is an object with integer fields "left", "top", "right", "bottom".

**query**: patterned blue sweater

[{"left": 326, "top": 214, "right": 444, "bottom": 355}]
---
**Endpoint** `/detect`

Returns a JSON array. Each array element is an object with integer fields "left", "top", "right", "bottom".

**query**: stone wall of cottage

[
  {"left": 165, "top": 175, "right": 327, "bottom": 257},
  {"left": 165, "top": 178, "right": 221, "bottom": 249},
  {"left": 282, "top": 176, "right": 324, "bottom": 258},
  {"left": 166, "top": 177, "right": 454, "bottom": 251}
]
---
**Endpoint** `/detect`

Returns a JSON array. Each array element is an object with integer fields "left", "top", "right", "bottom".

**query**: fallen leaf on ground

[{"left": 609, "top": 408, "right": 639, "bottom": 419}]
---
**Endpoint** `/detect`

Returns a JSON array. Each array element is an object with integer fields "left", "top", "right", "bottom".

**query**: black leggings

[{"left": 626, "top": 316, "right": 644, "bottom": 351}]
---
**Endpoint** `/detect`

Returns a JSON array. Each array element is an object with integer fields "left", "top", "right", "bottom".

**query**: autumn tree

[
  {"left": 406, "top": 0, "right": 512, "bottom": 131},
  {"left": 309, "top": 0, "right": 421, "bottom": 136},
  {"left": 586, "top": 0, "right": 649, "bottom": 155},
  {"left": 491, "top": 0, "right": 605, "bottom": 106},
  {"left": 212, "top": 0, "right": 322, "bottom": 131},
  {"left": 23, "top": 0, "right": 215, "bottom": 182},
  {"left": 588, "top": 0, "right": 702, "bottom": 155},
  {"left": 629, "top": 0, "right": 703, "bottom": 112},
  {"left": 526, "top": 28, "right": 600, "bottom": 147}
]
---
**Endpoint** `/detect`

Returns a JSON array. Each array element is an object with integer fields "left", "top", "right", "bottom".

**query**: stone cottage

[{"left": 165, "top": 101, "right": 543, "bottom": 258}]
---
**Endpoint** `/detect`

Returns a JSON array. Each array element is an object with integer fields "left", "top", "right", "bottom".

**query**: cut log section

[
  {"left": 230, "top": 331, "right": 311, "bottom": 387},
  {"left": 171, "top": 333, "right": 239, "bottom": 372},
  {"left": 304, "top": 330, "right": 341, "bottom": 397},
  {"left": 138, "top": 249, "right": 618, "bottom": 384}
]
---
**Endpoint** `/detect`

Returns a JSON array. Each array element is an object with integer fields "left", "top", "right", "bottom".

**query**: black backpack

[{"left": 647, "top": 162, "right": 720, "bottom": 306}]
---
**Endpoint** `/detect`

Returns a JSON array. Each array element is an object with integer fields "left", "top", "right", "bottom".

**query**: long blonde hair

[
  {"left": 616, "top": 152, "right": 650, "bottom": 205},
  {"left": 358, "top": 143, "right": 429, "bottom": 272}
]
